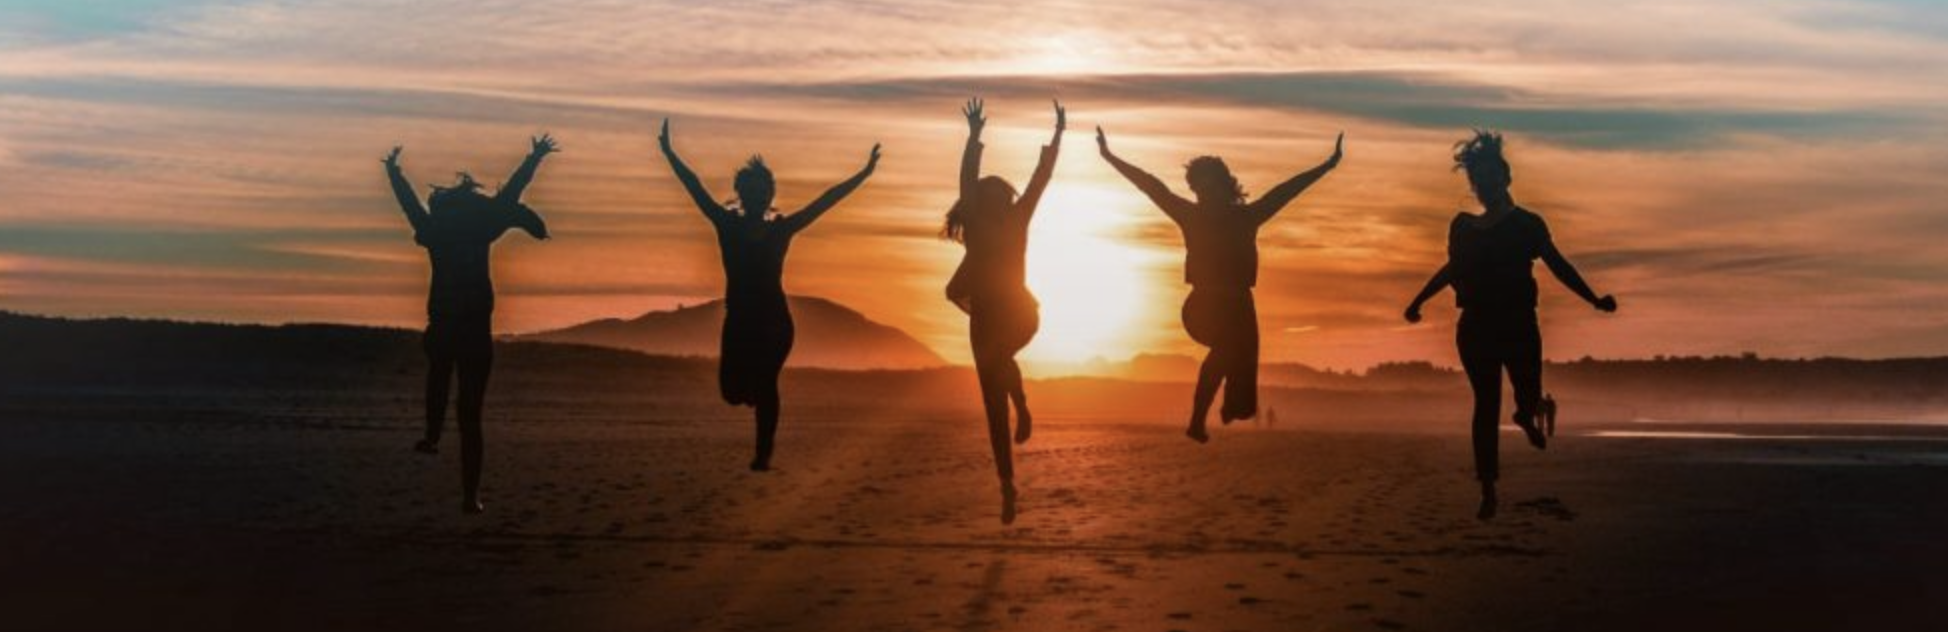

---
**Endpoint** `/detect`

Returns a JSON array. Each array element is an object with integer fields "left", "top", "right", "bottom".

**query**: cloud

[
  {"left": 703, "top": 70, "right": 1926, "bottom": 151},
  {"left": 1, "top": 0, "right": 1946, "bottom": 367}
]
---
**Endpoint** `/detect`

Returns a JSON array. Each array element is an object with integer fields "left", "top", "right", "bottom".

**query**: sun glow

[
  {"left": 1021, "top": 182, "right": 1159, "bottom": 370},
  {"left": 1007, "top": 33, "right": 1119, "bottom": 76}
]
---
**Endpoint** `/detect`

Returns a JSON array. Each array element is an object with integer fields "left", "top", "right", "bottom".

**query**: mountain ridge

[{"left": 517, "top": 295, "right": 949, "bottom": 370}]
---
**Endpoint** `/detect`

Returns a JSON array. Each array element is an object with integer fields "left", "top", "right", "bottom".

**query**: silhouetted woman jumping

[
  {"left": 944, "top": 98, "right": 1063, "bottom": 524},
  {"left": 1403, "top": 129, "right": 1616, "bottom": 520},
  {"left": 659, "top": 119, "right": 880, "bottom": 471},
  {"left": 385, "top": 135, "right": 555, "bottom": 513},
  {"left": 1097, "top": 126, "right": 1341, "bottom": 443}
]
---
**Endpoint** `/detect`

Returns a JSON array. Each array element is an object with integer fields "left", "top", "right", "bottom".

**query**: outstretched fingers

[
  {"left": 382, "top": 146, "right": 403, "bottom": 167},
  {"left": 530, "top": 133, "right": 559, "bottom": 156},
  {"left": 963, "top": 97, "right": 988, "bottom": 135}
]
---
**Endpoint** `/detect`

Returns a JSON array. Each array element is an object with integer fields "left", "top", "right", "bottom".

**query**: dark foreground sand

[{"left": 4, "top": 405, "right": 1947, "bottom": 632}]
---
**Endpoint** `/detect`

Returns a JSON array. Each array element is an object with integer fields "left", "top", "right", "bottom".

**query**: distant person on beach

[
  {"left": 943, "top": 98, "right": 1063, "bottom": 524},
  {"left": 1098, "top": 125, "right": 1342, "bottom": 443},
  {"left": 384, "top": 135, "right": 556, "bottom": 514},
  {"left": 1403, "top": 129, "right": 1616, "bottom": 520},
  {"left": 659, "top": 119, "right": 880, "bottom": 471}
]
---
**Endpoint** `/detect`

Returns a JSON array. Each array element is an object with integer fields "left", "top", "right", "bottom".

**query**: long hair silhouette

[
  {"left": 383, "top": 134, "right": 556, "bottom": 514},
  {"left": 1404, "top": 129, "right": 1617, "bottom": 520},
  {"left": 944, "top": 97, "right": 1062, "bottom": 524},
  {"left": 658, "top": 119, "right": 880, "bottom": 471},
  {"left": 1097, "top": 125, "right": 1341, "bottom": 444}
]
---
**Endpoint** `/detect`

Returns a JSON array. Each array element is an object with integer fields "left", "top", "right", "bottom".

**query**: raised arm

[
  {"left": 1403, "top": 262, "right": 1453, "bottom": 323},
  {"left": 1539, "top": 229, "right": 1618, "bottom": 312},
  {"left": 1016, "top": 100, "right": 1065, "bottom": 215},
  {"left": 381, "top": 146, "right": 429, "bottom": 233},
  {"left": 1097, "top": 126, "right": 1192, "bottom": 222},
  {"left": 658, "top": 119, "right": 730, "bottom": 222},
  {"left": 780, "top": 143, "right": 881, "bottom": 234},
  {"left": 960, "top": 98, "right": 985, "bottom": 204},
  {"left": 496, "top": 133, "right": 558, "bottom": 204},
  {"left": 1246, "top": 132, "right": 1342, "bottom": 224},
  {"left": 504, "top": 201, "right": 551, "bottom": 241}
]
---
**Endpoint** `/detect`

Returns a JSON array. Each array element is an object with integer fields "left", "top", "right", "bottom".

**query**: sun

[{"left": 1020, "top": 182, "right": 1159, "bottom": 370}]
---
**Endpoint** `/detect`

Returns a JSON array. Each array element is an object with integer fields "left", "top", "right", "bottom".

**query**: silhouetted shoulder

[
  {"left": 1513, "top": 206, "right": 1545, "bottom": 224},
  {"left": 1446, "top": 212, "right": 1473, "bottom": 240},
  {"left": 1514, "top": 207, "right": 1552, "bottom": 240}
]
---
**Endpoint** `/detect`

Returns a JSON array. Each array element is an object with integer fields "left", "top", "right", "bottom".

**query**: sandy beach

[{"left": 5, "top": 387, "right": 1946, "bottom": 632}]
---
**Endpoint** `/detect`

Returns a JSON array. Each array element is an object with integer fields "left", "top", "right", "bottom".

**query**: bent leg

[
  {"left": 1220, "top": 298, "right": 1261, "bottom": 422},
  {"left": 1004, "top": 357, "right": 1032, "bottom": 444},
  {"left": 751, "top": 380, "right": 780, "bottom": 471},
  {"left": 1188, "top": 349, "right": 1223, "bottom": 443},
  {"left": 1507, "top": 318, "right": 1545, "bottom": 427},
  {"left": 719, "top": 328, "right": 753, "bottom": 407}
]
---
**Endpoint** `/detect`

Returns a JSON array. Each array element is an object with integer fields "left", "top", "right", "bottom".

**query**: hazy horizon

[{"left": 3, "top": 0, "right": 1946, "bottom": 373}]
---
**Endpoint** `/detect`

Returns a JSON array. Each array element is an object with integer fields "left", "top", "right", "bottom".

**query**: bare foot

[
  {"left": 1476, "top": 484, "right": 1497, "bottom": 521},
  {"left": 413, "top": 439, "right": 438, "bottom": 455},
  {"left": 1000, "top": 484, "right": 1018, "bottom": 525},
  {"left": 1185, "top": 424, "right": 1210, "bottom": 444},
  {"left": 1013, "top": 407, "right": 1033, "bottom": 445},
  {"left": 749, "top": 458, "right": 772, "bottom": 472},
  {"left": 1514, "top": 413, "right": 1547, "bottom": 450},
  {"left": 1220, "top": 404, "right": 1256, "bottom": 425},
  {"left": 463, "top": 499, "right": 485, "bottom": 515}
]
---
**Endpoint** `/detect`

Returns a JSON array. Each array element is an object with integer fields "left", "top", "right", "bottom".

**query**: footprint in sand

[{"left": 1514, "top": 497, "right": 1578, "bottom": 521}]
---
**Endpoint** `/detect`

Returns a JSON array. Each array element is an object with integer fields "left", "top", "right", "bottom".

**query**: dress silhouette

[
  {"left": 1097, "top": 126, "right": 1342, "bottom": 443},
  {"left": 384, "top": 135, "right": 556, "bottom": 514},
  {"left": 658, "top": 119, "right": 880, "bottom": 471},
  {"left": 1404, "top": 129, "right": 1616, "bottom": 520},
  {"left": 943, "top": 98, "right": 1062, "bottom": 525}
]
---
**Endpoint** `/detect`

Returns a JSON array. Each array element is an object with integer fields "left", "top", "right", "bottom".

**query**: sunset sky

[{"left": 1, "top": 0, "right": 1944, "bottom": 371}]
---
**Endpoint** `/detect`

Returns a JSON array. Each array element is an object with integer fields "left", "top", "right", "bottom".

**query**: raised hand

[
  {"left": 1095, "top": 125, "right": 1110, "bottom": 157},
  {"left": 1594, "top": 294, "right": 1618, "bottom": 313},
  {"left": 529, "top": 133, "right": 559, "bottom": 158},
  {"left": 963, "top": 97, "right": 986, "bottom": 137},
  {"left": 1327, "top": 132, "right": 1344, "bottom": 167},
  {"left": 1052, "top": 99, "right": 1066, "bottom": 133},
  {"left": 658, "top": 118, "right": 673, "bottom": 151},
  {"left": 1404, "top": 304, "right": 1423, "bottom": 324},
  {"left": 865, "top": 143, "right": 883, "bottom": 173},
  {"left": 382, "top": 146, "right": 403, "bottom": 169}
]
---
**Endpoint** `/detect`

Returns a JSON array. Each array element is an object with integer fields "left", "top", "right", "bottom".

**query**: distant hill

[
  {"left": 4, "top": 310, "right": 1947, "bottom": 426},
  {"left": 518, "top": 296, "right": 948, "bottom": 370}
]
